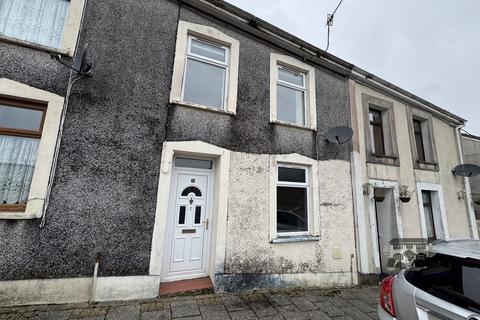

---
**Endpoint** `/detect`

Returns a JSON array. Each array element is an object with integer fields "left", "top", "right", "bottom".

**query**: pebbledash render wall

[
  {"left": 0, "top": 0, "right": 355, "bottom": 306},
  {"left": 350, "top": 81, "right": 478, "bottom": 276},
  {"left": 221, "top": 153, "right": 355, "bottom": 290}
]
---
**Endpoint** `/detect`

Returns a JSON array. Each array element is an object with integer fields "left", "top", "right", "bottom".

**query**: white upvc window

[
  {"left": 0, "top": 0, "right": 86, "bottom": 56},
  {"left": 276, "top": 66, "right": 307, "bottom": 126},
  {"left": 270, "top": 53, "right": 317, "bottom": 130},
  {"left": 182, "top": 36, "right": 229, "bottom": 110},
  {"left": 170, "top": 21, "right": 240, "bottom": 115},
  {"left": 276, "top": 164, "right": 310, "bottom": 236}
]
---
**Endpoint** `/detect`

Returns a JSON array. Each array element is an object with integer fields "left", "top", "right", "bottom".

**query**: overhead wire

[{"left": 325, "top": 0, "right": 344, "bottom": 52}]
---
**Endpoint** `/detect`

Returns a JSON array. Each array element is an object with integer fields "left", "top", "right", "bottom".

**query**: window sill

[
  {"left": 367, "top": 153, "right": 400, "bottom": 167},
  {"left": 0, "top": 211, "right": 38, "bottom": 220},
  {"left": 414, "top": 160, "right": 439, "bottom": 172},
  {"left": 370, "top": 153, "right": 398, "bottom": 160},
  {"left": 0, "top": 34, "right": 71, "bottom": 57},
  {"left": 271, "top": 119, "right": 316, "bottom": 131},
  {"left": 171, "top": 100, "right": 236, "bottom": 116},
  {"left": 270, "top": 235, "right": 320, "bottom": 243}
]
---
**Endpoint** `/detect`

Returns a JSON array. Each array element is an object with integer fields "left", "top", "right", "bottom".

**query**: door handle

[{"left": 203, "top": 218, "right": 209, "bottom": 230}]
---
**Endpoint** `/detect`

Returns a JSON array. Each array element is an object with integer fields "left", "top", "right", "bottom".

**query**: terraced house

[{"left": 0, "top": 0, "right": 476, "bottom": 306}]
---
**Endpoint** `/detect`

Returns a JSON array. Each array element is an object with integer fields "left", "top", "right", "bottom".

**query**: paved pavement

[{"left": 0, "top": 286, "right": 379, "bottom": 320}]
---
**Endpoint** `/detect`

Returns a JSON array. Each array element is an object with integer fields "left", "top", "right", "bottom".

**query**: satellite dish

[
  {"left": 51, "top": 43, "right": 92, "bottom": 76},
  {"left": 72, "top": 43, "right": 92, "bottom": 76},
  {"left": 326, "top": 126, "right": 353, "bottom": 145},
  {"left": 452, "top": 164, "right": 480, "bottom": 177}
]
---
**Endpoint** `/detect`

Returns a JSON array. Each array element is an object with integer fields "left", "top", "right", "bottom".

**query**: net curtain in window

[
  {"left": 0, "top": 135, "right": 39, "bottom": 205},
  {"left": 0, "top": 0, "right": 70, "bottom": 48}
]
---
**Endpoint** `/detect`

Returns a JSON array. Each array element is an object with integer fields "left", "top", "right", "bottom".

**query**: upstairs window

[
  {"left": 276, "top": 165, "right": 309, "bottom": 234},
  {"left": 413, "top": 119, "right": 426, "bottom": 162},
  {"left": 408, "top": 109, "right": 438, "bottom": 170},
  {"left": 182, "top": 37, "right": 229, "bottom": 110},
  {"left": 0, "top": 0, "right": 70, "bottom": 48},
  {"left": 170, "top": 21, "right": 239, "bottom": 114},
  {"left": 270, "top": 53, "right": 317, "bottom": 130},
  {"left": 0, "top": 98, "right": 45, "bottom": 212},
  {"left": 276, "top": 67, "right": 306, "bottom": 126},
  {"left": 369, "top": 109, "right": 385, "bottom": 156},
  {"left": 362, "top": 94, "right": 399, "bottom": 166}
]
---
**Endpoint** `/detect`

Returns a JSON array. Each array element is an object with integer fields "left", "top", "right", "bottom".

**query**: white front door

[{"left": 164, "top": 168, "right": 212, "bottom": 280}]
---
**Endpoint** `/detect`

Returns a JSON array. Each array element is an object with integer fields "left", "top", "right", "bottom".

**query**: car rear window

[{"left": 406, "top": 254, "right": 480, "bottom": 313}]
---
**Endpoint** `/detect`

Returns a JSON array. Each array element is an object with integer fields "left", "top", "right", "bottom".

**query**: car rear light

[{"left": 380, "top": 275, "right": 396, "bottom": 317}]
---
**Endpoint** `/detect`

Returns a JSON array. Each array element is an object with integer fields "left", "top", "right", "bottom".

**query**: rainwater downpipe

[
  {"left": 39, "top": 0, "right": 89, "bottom": 227},
  {"left": 89, "top": 252, "right": 101, "bottom": 304}
]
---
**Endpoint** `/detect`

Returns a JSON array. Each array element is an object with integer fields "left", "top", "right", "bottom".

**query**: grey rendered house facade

[
  {"left": 0, "top": 0, "right": 476, "bottom": 306},
  {"left": 350, "top": 81, "right": 478, "bottom": 280}
]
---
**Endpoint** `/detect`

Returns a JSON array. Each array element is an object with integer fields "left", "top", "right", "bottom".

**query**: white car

[{"left": 378, "top": 239, "right": 480, "bottom": 320}]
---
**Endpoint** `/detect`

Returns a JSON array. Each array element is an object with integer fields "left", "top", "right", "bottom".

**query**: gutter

[{"left": 177, "top": 0, "right": 466, "bottom": 126}]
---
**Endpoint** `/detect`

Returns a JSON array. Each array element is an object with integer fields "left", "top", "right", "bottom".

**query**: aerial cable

[{"left": 325, "top": 0, "right": 344, "bottom": 52}]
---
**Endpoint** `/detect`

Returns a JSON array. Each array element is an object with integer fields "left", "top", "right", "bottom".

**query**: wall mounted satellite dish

[
  {"left": 51, "top": 43, "right": 92, "bottom": 76},
  {"left": 326, "top": 126, "right": 353, "bottom": 145},
  {"left": 452, "top": 164, "right": 480, "bottom": 177}
]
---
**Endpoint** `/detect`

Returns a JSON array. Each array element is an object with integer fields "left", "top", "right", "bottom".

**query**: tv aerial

[
  {"left": 51, "top": 43, "right": 92, "bottom": 76},
  {"left": 452, "top": 164, "right": 480, "bottom": 177},
  {"left": 325, "top": 126, "right": 353, "bottom": 145}
]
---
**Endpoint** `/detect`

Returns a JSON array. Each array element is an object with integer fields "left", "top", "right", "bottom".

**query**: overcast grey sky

[{"left": 227, "top": 0, "right": 480, "bottom": 135}]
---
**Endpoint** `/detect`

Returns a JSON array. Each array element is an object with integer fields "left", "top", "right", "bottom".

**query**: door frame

[
  {"left": 149, "top": 141, "right": 231, "bottom": 287},
  {"left": 161, "top": 164, "right": 214, "bottom": 282},
  {"left": 367, "top": 179, "right": 403, "bottom": 273},
  {"left": 416, "top": 182, "right": 449, "bottom": 241}
]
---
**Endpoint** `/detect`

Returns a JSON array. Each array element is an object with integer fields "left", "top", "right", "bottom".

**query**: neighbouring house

[
  {"left": 461, "top": 133, "right": 480, "bottom": 236},
  {"left": 350, "top": 78, "right": 479, "bottom": 281},
  {"left": 0, "top": 0, "right": 476, "bottom": 306}
]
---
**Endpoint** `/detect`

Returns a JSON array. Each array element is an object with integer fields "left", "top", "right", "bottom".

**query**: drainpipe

[
  {"left": 454, "top": 124, "right": 479, "bottom": 239},
  {"left": 39, "top": 0, "right": 89, "bottom": 228},
  {"left": 89, "top": 252, "right": 101, "bottom": 304}
]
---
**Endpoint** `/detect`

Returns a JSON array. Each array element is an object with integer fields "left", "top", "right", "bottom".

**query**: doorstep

[{"left": 159, "top": 277, "right": 213, "bottom": 296}]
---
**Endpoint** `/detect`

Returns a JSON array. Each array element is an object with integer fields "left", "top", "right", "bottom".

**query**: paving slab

[
  {"left": 31, "top": 310, "right": 71, "bottom": 320},
  {"left": 199, "top": 304, "right": 229, "bottom": 320},
  {"left": 140, "top": 310, "right": 171, "bottom": 320},
  {"left": 229, "top": 310, "right": 258, "bottom": 320},
  {"left": 248, "top": 301, "right": 277, "bottom": 318},
  {"left": 106, "top": 305, "right": 140, "bottom": 320},
  {"left": 171, "top": 300, "right": 200, "bottom": 319},
  {"left": 266, "top": 294, "right": 291, "bottom": 307},
  {"left": 222, "top": 296, "right": 248, "bottom": 312}
]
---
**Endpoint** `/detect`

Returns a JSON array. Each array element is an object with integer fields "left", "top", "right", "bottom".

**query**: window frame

[
  {"left": 180, "top": 35, "right": 230, "bottom": 110},
  {"left": 369, "top": 108, "right": 385, "bottom": 156},
  {"left": 276, "top": 164, "right": 310, "bottom": 236},
  {"left": 0, "top": 98, "right": 47, "bottom": 212},
  {"left": 0, "top": 78, "right": 65, "bottom": 219},
  {"left": 407, "top": 108, "right": 438, "bottom": 171},
  {"left": 170, "top": 21, "right": 240, "bottom": 115},
  {"left": 416, "top": 182, "right": 449, "bottom": 241},
  {"left": 270, "top": 53, "right": 317, "bottom": 131},
  {"left": 0, "top": 97, "right": 47, "bottom": 139},
  {"left": 413, "top": 119, "right": 426, "bottom": 162},
  {"left": 0, "top": 0, "right": 86, "bottom": 57},
  {"left": 361, "top": 93, "right": 399, "bottom": 166},
  {"left": 421, "top": 190, "right": 436, "bottom": 242},
  {"left": 276, "top": 66, "right": 308, "bottom": 127},
  {"left": 269, "top": 154, "right": 320, "bottom": 243}
]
